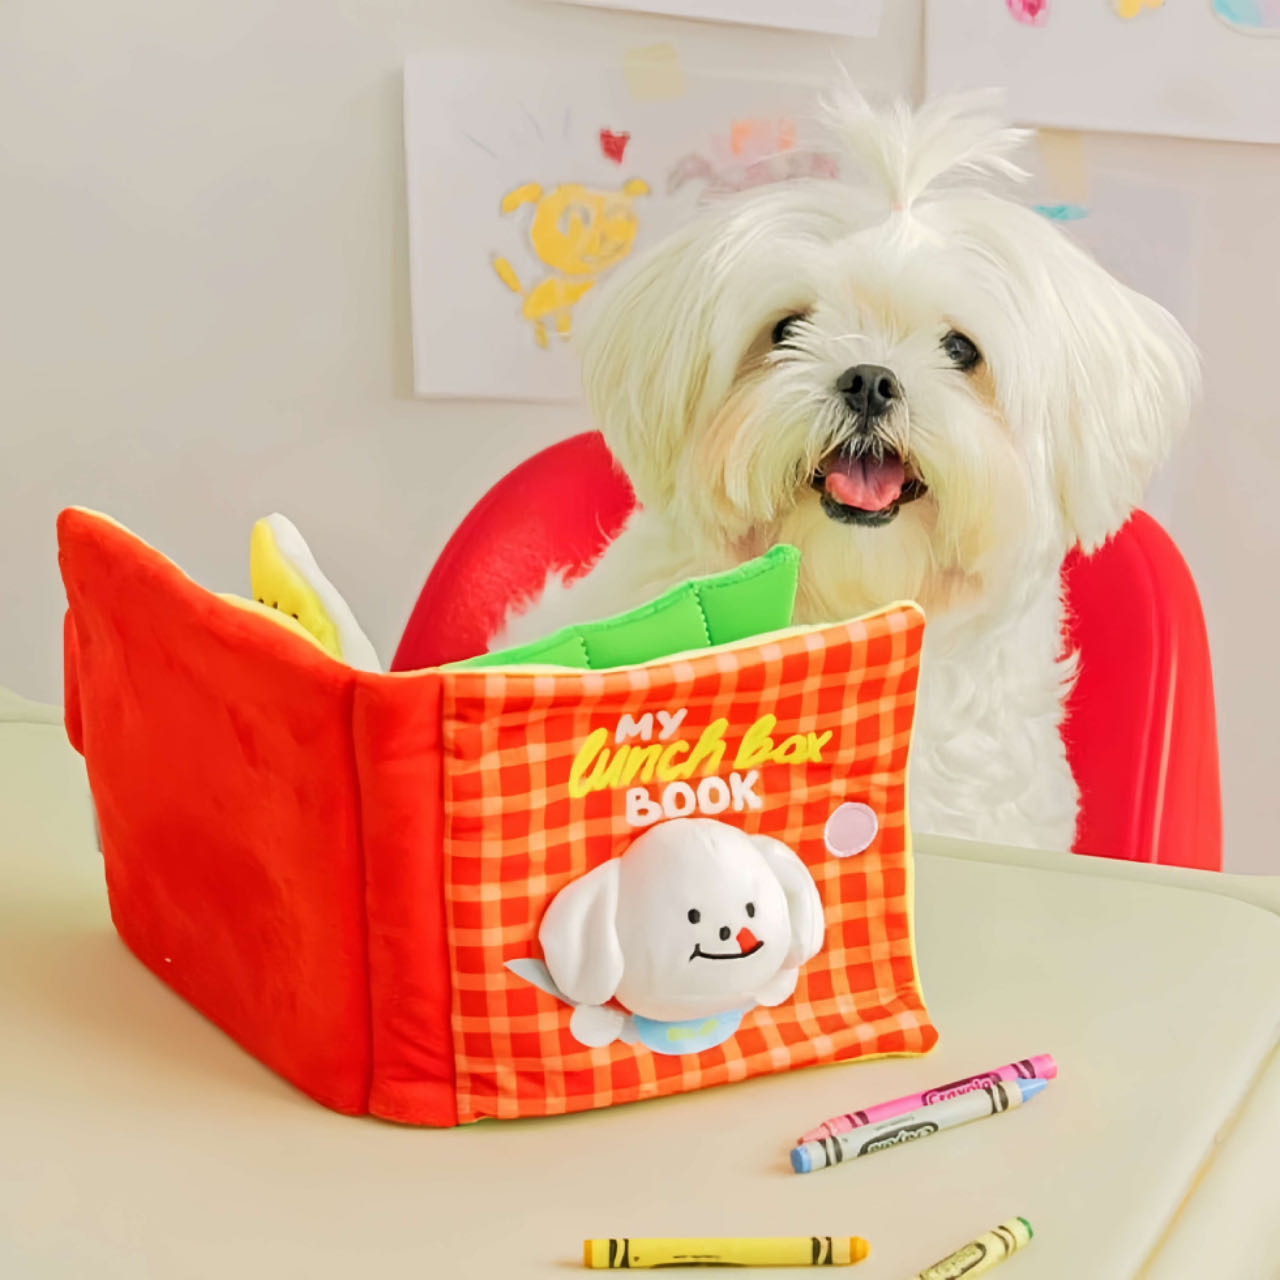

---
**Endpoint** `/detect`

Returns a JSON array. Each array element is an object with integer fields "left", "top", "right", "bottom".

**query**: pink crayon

[{"left": 797, "top": 1054, "right": 1057, "bottom": 1145}]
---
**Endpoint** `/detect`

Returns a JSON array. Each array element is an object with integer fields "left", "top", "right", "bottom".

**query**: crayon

[
  {"left": 791, "top": 1077, "right": 1046, "bottom": 1173},
  {"left": 583, "top": 1236, "right": 871, "bottom": 1268},
  {"left": 798, "top": 1055, "right": 1056, "bottom": 1144},
  {"left": 908, "top": 1218, "right": 1033, "bottom": 1279}
]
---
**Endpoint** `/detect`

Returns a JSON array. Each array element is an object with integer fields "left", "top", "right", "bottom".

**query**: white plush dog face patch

[
  {"left": 537, "top": 817, "right": 826, "bottom": 1040},
  {"left": 613, "top": 820, "right": 795, "bottom": 1022}
]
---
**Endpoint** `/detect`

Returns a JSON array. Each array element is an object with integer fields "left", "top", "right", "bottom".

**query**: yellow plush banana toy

[{"left": 245, "top": 513, "right": 381, "bottom": 672}]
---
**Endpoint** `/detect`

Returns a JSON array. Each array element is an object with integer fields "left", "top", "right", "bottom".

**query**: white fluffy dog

[{"left": 506, "top": 93, "right": 1198, "bottom": 852}]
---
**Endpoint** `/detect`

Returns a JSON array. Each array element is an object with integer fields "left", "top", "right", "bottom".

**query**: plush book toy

[{"left": 58, "top": 507, "right": 935, "bottom": 1126}]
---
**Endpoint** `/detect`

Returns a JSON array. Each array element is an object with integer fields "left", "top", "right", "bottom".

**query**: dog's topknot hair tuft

[{"left": 820, "top": 84, "right": 1030, "bottom": 212}]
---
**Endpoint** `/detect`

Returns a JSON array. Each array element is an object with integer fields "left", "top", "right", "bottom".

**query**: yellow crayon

[
  {"left": 910, "top": 1218, "right": 1033, "bottom": 1279},
  {"left": 584, "top": 1236, "right": 870, "bottom": 1269}
]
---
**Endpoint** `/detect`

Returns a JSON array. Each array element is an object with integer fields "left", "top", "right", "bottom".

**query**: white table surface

[{"left": 2, "top": 721, "right": 1279, "bottom": 1280}]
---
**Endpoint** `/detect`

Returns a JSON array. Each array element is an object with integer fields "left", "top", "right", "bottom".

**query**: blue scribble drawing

[
  {"left": 1033, "top": 203, "right": 1089, "bottom": 222},
  {"left": 1212, "top": 0, "right": 1280, "bottom": 32},
  {"left": 463, "top": 132, "right": 499, "bottom": 159}
]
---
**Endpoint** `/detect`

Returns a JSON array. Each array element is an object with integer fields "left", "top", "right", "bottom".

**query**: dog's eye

[
  {"left": 687, "top": 908, "right": 701, "bottom": 924},
  {"left": 942, "top": 330, "right": 982, "bottom": 371},
  {"left": 745, "top": 902, "right": 755, "bottom": 918},
  {"left": 771, "top": 314, "right": 806, "bottom": 348}
]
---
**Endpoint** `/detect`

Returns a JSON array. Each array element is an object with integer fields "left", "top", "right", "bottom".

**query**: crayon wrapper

[
  {"left": 805, "top": 1056, "right": 1056, "bottom": 1142},
  {"left": 585, "top": 1236, "right": 867, "bottom": 1268},
  {"left": 913, "top": 1219, "right": 1033, "bottom": 1280}
]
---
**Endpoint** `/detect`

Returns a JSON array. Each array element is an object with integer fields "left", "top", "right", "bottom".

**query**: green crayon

[{"left": 909, "top": 1218, "right": 1033, "bottom": 1279}]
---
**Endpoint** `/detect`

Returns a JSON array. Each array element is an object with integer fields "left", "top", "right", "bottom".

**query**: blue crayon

[{"left": 791, "top": 1077, "right": 1046, "bottom": 1173}]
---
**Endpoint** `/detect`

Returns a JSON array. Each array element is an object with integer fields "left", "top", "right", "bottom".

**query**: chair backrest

[
  {"left": 392, "top": 433, "right": 636, "bottom": 672},
  {"left": 1061, "top": 511, "right": 1221, "bottom": 870},
  {"left": 394, "top": 433, "right": 1222, "bottom": 870}
]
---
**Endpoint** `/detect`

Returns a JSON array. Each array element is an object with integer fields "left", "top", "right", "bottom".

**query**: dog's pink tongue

[{"left": 824, "top": 454, "right": 905, "bottom": 511}]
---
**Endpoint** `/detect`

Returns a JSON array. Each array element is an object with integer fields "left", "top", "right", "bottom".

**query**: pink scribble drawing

[
  {"left": 667, "top": 116, "right": 839, "bottom": 200},
  {"left": 1007, "top": 0, "right": 1050, "bottom": 25}
]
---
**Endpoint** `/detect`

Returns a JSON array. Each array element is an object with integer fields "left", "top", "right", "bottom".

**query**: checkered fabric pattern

[{"left": 441, "top": 605, "right": 936, "bottom": 1123}]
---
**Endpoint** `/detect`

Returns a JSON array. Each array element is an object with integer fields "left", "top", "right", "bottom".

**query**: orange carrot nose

[{"left": 737, "top": 927, "right": 760, "bottom": 953}]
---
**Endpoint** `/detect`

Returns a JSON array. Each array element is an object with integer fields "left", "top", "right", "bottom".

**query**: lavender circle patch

[{"left": 824, "top": 802, "right": 879, "bottom": 857}]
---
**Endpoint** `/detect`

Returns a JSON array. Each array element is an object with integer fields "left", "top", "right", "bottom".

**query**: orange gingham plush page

[{"left": 440, "top": 604, "right": 936, "bottom": 1122}]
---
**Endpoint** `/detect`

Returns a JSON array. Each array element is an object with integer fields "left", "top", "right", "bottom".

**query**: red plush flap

[{"left": 58, "top": 510, "right": 377, "bottom": 1113}]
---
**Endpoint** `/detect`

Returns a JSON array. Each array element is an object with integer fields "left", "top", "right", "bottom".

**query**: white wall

[
  {"left": 0, "top": 0, "right": 921, "bottom": 702},
  {"left": 1090, "top": 129, "right": 1280, "bottom": 876},
  {"left": 2, "top": 1, "right": 1276, "bottom": 871}
]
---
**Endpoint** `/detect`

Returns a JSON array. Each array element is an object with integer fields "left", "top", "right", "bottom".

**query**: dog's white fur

[{"left": 504, "top": 92, "right": 1198, "bottom": 852}]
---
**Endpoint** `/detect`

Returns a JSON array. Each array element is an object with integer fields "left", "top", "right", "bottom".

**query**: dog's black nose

[
  {"left": 837, "top": 364, "right": 901, "bottom": 420},
  {"left": 718, "top": 925, "right": 731, "bottom": 942}
]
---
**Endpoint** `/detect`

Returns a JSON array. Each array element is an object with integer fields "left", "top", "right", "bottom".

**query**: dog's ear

[
  {"left": 1034, "top": 231, "right": 1199, "bottom": 552},
  {"left": 539, "top": 860, "right": 624, "bottom": 1007},
  {"left": 578, "top": 218, "right": 717, "bottom": 511},
  {"left": 748, "top": 834, "right": 825, "bottom": 968}
]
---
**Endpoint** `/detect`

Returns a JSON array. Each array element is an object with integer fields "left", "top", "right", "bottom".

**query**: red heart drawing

[
  {"left": 599, "top": 129, "right": 631, "bottom": 164},
  {"left": 1006, "top": 0, "right": 1049, "bottom": 24}
]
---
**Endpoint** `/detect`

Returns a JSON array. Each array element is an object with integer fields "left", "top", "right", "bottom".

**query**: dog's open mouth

[{"left": 811, "top": 442, "right": 928, "bottom": 528}]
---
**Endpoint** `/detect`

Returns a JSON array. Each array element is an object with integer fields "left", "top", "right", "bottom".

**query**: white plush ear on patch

[
  {"left": 749, "top": 835, "right": 825, "bottom": 969},
  {"left": 539, "top": 860, "right": 625, "bottom": 1008},
  {"left": 569, "top": 1004, "right": 628, "bottom": 1049},
  {"left": 752, "top": 966, "right": 800, "bottom": 1009}
]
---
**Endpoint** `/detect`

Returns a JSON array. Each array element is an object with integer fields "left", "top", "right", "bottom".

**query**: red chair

[
  {"left": 393, "top": 433, "right": 637, "bottom": 672},
  {"left": 1061, "top": 513, "right": 1221, "bottom": 870},
  {"left": 394, "top": 432, "right": 1221, "bottom": 870}
]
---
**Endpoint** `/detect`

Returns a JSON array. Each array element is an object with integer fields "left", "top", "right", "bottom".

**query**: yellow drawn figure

[{"left": 492, "top": 178, "right": 649, "bottom": 348}]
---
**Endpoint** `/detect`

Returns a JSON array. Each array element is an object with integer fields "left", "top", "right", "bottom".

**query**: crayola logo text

[
  {"left": 857, "top": 1121, "right": 939, "bottom": 1156},
  {"left": 927, "top": 1242, "right": 988, "bottom": 1279},
  {"left": 922, "top": 1074, "right": 999, "bottom": 1105}
]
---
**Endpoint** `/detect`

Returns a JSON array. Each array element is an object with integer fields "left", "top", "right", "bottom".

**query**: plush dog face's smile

[
  {"left": 689, "top": 927, "right": 763, "bottom": 961},
  {"left": 686, "top": 904, "right": 763, "bottom": 960}
]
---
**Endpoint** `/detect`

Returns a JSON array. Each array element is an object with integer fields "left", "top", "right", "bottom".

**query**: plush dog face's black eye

[
  {"left": 687, "top": 908, "right": 701, "bottom": 924},
  {"left": 942, "top": 330, "right": 982, "bottom": 371},
  {"left": 745, "top": 902, "right": 755, "bottom": 918},
  {"left": 771, "top": 313, "right": 806, "bottom": 347}
]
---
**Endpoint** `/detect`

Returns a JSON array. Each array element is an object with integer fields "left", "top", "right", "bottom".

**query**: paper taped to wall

[
  {"left": 545, "top": 0, "right": 884, "bottom": 38},
  {"left": 927, "top": 0, "right": 1280, "bottom": 143},
  {"left": 403, "top": 51, "right": 836, "bottom": 401}
]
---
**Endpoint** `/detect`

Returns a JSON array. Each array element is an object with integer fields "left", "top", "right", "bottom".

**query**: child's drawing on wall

[
  {"left": 405, "top": 51, "right": 830, "bottom": 400},
  {"left": 1212, "top": 0, "right": 1280, "bottom": 33},
  {"left": 492, "top": 177, "right": 650, "bottom": 348}
]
